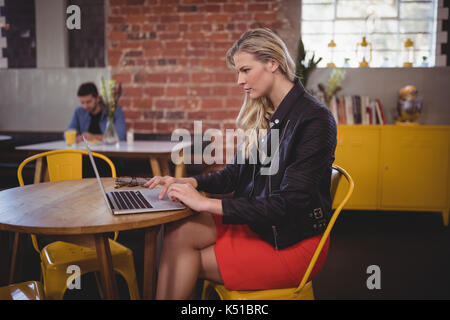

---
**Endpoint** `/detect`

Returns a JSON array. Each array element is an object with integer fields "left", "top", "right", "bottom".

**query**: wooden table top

[
  {"left": 15, "top": 140, "right": 191, "bottom": 158},
  {"left": 0, "top": 178, "right": 193, "bottom": 236}
]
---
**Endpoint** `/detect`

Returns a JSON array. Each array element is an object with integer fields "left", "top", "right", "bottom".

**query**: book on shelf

[{"left": 330, "top": 95, "right": 386, "bottom": 125}]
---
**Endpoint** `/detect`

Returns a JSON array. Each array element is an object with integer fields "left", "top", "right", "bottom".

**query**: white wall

[{"left": 0, "top": 68, "right": 109, "bottom": 131}]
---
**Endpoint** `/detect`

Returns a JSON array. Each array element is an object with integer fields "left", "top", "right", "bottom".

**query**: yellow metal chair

[
  {"left": 15, "top": 149, "right": 140, "bottom": 300},
  {"left": 0, "top": 281, "right": 45, "bottom": 300},
  {"left": 201, "top": 164, "right": 354, "bottom": 300}
]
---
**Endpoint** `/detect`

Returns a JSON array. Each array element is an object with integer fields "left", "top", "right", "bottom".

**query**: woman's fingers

[{"left": 144, "top": 176, "right": 157, "bottom": 187}]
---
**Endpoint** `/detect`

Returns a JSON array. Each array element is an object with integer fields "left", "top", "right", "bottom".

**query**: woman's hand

[
  {"left": 166, "top": 183, "right": 211, "bottom": 213},
  {"left": 144, "top": 176, "right": 197, "bottom": 200}
]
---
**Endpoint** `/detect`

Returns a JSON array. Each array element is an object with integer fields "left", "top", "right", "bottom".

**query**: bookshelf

[
  {"left": 329, "top": 95, "right": 386, "bottom": 125},
  {"left": 333, "top": 125, "right": 450, "bottom": 226}
]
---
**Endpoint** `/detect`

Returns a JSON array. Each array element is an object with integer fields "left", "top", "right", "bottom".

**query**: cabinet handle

[{"left": 385, "top": 166, "right": 389, "bottom": 170}]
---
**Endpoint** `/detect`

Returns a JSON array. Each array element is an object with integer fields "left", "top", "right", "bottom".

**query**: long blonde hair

[{"left": 226, "top": 28, "right": 296, "bottom": 159}]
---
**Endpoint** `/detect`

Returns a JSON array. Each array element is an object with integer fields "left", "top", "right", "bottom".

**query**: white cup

[{"left": 127, "top": 129, "right": 134, "bottom": 144}]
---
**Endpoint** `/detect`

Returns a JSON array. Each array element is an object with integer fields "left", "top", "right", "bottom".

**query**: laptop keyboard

[{"left": 110, "top": 191, "right": 153, "bottom": 210}]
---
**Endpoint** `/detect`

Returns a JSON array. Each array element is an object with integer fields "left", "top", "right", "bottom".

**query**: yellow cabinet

[
  {"left": 334, "top": 126, "right": 381, "bottom": 209},
  {"left": 333, "top": 125, "right": 450, "bottom": 226}
]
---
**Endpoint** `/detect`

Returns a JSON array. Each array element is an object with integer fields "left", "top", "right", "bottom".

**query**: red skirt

[{"left": 213, "top": 214, "right": 329, "bottom": 291}]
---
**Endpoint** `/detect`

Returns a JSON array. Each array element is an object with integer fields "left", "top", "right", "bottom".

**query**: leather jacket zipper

[
  {"left": 269, "top": 120, "right": 290, "bottom": 251},
  {"left": 272, "top": 225, "right": 279, "bottom": 250}
]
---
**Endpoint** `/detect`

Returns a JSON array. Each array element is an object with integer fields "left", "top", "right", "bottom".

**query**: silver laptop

[{"left": 83, "top": 137, "right": 186, "bottom": 215}]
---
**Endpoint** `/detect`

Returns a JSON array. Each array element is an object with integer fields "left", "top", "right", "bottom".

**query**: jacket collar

[{"left": 269, "top": 77, "right": 305, "bottom": 129}]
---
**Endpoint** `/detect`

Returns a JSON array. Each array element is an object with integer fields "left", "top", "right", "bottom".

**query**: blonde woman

[{"left": 145, "top": 28, "right": 337, "bottom": 300}]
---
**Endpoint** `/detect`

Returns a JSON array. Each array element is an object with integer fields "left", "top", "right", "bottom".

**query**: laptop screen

[{"left": 82, "top": 137, "right": 114, "bottom": 214}]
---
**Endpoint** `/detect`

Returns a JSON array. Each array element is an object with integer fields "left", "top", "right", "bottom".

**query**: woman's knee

[{"left": 164, "top": 212, "right": 216, "bottom": 250}]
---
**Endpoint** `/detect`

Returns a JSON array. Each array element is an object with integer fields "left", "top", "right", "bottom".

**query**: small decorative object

[
  {"left": 396, "top": 85, "right": 423, "bottom": 123},
  {"left": 326, "top": 40, "right": 336, "bottom": 67},
  {"left": 100, "top": 77, "right": 121, "bottom": 145},
  {"left": 317, "top": 68, "right": 346, "bottom": 107},
  {"left": 420, "top": 56, "right": 428, "bottom": 67},
  {"left": 402, "top": 38, "right": 415, "bottom": 67},
  {"left": 343, "top": 58, "right": 350, "bottom": 68},
  {"left": 295, "top": 37, "right": 322, "bottom": 89},
  {"left": 355, "top": 36, "right": 372, "bottom": 67}
]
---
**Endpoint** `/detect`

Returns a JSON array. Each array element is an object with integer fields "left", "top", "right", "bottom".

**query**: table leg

[
  {"left": 94, "top": 234, "right": 118, "bottom": 299},
  {"left": 143, "top": 226, "right": 160, "bottom": 299},
  {"left": 174, "top": 162, "right": 186, "bottom": 178},
  {"left": 0, "top": 231, "right": 10, "bottom": 286},
  {"left": 174, "top": 148, "right": 187, "bottom": 178},
  {"left": 150, "top": 158, "right": 162, "bottom": 177},
  {"left": 161, "top": 160, "right": 171, "bottom": 177},
  {"left": 9, "top": 232, "right": 26, "bottom": 284},
  {"left": 34, "top": 158, "right": 43, "bottom": 184}
]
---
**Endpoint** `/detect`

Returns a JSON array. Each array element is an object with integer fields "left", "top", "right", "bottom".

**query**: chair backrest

[
  {"left": 17, "top": 149, "right": 116, "bottom": 186},
  {"left": 294, "top": 164, "right": 354, "bottom": 294},
  {"left": 17, "top": 149, "right": 117, "bottom": 253}
]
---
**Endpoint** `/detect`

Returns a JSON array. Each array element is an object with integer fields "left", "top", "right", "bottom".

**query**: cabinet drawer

[
  {"left": 334, "top": 126, "right": 381, "bottom": 209},
  {"left": 380, "top": 127, "right": 449, "bottom": 209}
]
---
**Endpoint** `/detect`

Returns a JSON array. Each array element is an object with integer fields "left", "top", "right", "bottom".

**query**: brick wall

[{"left": 106, "top": 0, "right": 300, "bottom": 134}]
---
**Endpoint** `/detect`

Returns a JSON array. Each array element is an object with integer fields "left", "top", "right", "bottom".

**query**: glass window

[
  {"left": 68, "top": 0, "right": 105, "bottom": 68},
  {"left": 301, "top": 0, "right": 438, "bottom": 67},
  {"left": 1, "top": 0, "right": 37, "bottom": 68}
]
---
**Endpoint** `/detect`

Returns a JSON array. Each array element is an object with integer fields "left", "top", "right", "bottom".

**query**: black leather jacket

[{"left": 194, "top": 79, "right": 337, "bottom": 249}]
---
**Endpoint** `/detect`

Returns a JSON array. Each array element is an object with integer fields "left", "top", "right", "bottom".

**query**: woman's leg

[{"left": 156, "top": 212, "right": 222, "bottom": 299}]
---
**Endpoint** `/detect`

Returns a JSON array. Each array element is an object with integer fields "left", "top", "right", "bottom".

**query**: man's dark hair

[{"left": 77, "top": 82, "right": 99, "bottom": 97}]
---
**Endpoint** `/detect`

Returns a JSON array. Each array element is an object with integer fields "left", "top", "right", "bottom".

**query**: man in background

[{"left": 68, "top": 82, "right": 126, "bottom": 142}]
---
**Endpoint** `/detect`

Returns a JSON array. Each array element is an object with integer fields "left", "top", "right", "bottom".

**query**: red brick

[
  {"left": 144, "top": 87, "right": 165, "bottom": 96},
  {"left": 123, "top": 87, "right": 143, "bottom": 97},
  {"left": 254, "top": 12, "right": 277, "bottom": 21},
  {"left": 225, "top": 98, "right": 243, "bottom": 108},
  {"left": 112, "top": 73, "right": 132, "bottom": 83},
  {"left": 199, "top": 4, "right": 221, "bottom": 13},
  {"left": 192, "top": 73, "right": 214, "bottom": 83},
  {"left": 167, "top": 73, "right": 189, "bottom": 83},
  {"left": 182, "top": 14, "right": 205, "bottom": 23},
  {"left": 166, "top": 86, "right": 188, "bottom": 96},
  {"left": 215, "top": 73, "right": 235, "bottom": 83},
  {"left": 248, "top": 3, "right": 270, "bottom": 11},
  {"left": 187, "top": 111, "right": 208, "bottom": 120},
  {"left": 165, "top": 111, "right": 186, "bottom": 120},
  {"left": 155, "top": 122, "right": 177, "bottom": 133},
  {"left": 188, "top": 86, "right": 211, "bottom": 96},
  {"left": 133, "top": 121, "right": 154, "bottom": 132},
  {"left": 109, "top": 32, "right": 127, "bottom": 41},
  {"left": 209, "top": 110, "right": 238, "bottom": 120},
  {"left": 177, "top": 98, "right": 201, "bottom": 110},
  {"left": 205, "top": 14, "right": 229, "bottom": 23},
  {"left": 202, "top": 98, "right": 223, "bottom": 109},
  {"left": 154, "top": 99, "right": 176, "bottom": 109},
  {"left": 133, "top": 98, "right": 153, "bottom": 109},
  {"left": 123, "top": 110, "right": 142, "bottom": 120},
  {"left": 143, "top": 110, "right": 164, "bottom": 119}
]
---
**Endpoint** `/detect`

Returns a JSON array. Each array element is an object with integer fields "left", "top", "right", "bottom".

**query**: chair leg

[
  {"left": 114, "top": 267, "right": 140, "bottom": 300},
  {"left": 41, "top": 264, "right": 66, "bottom": 300},
  {"left": 201, "top": 280, "right": 220, "bottom": 300},
  {"left": 442, "top": 210, "right": 449, "bottom": 227}
]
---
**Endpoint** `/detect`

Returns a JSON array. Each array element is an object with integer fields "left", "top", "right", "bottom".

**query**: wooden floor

[{"left": 5, "top": 209, "right": 450, "bottom": 300}]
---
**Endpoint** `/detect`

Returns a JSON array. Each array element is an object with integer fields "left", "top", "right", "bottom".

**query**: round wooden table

[{"left": 0, "top": 178, "right": 193, "bottom": 299}]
